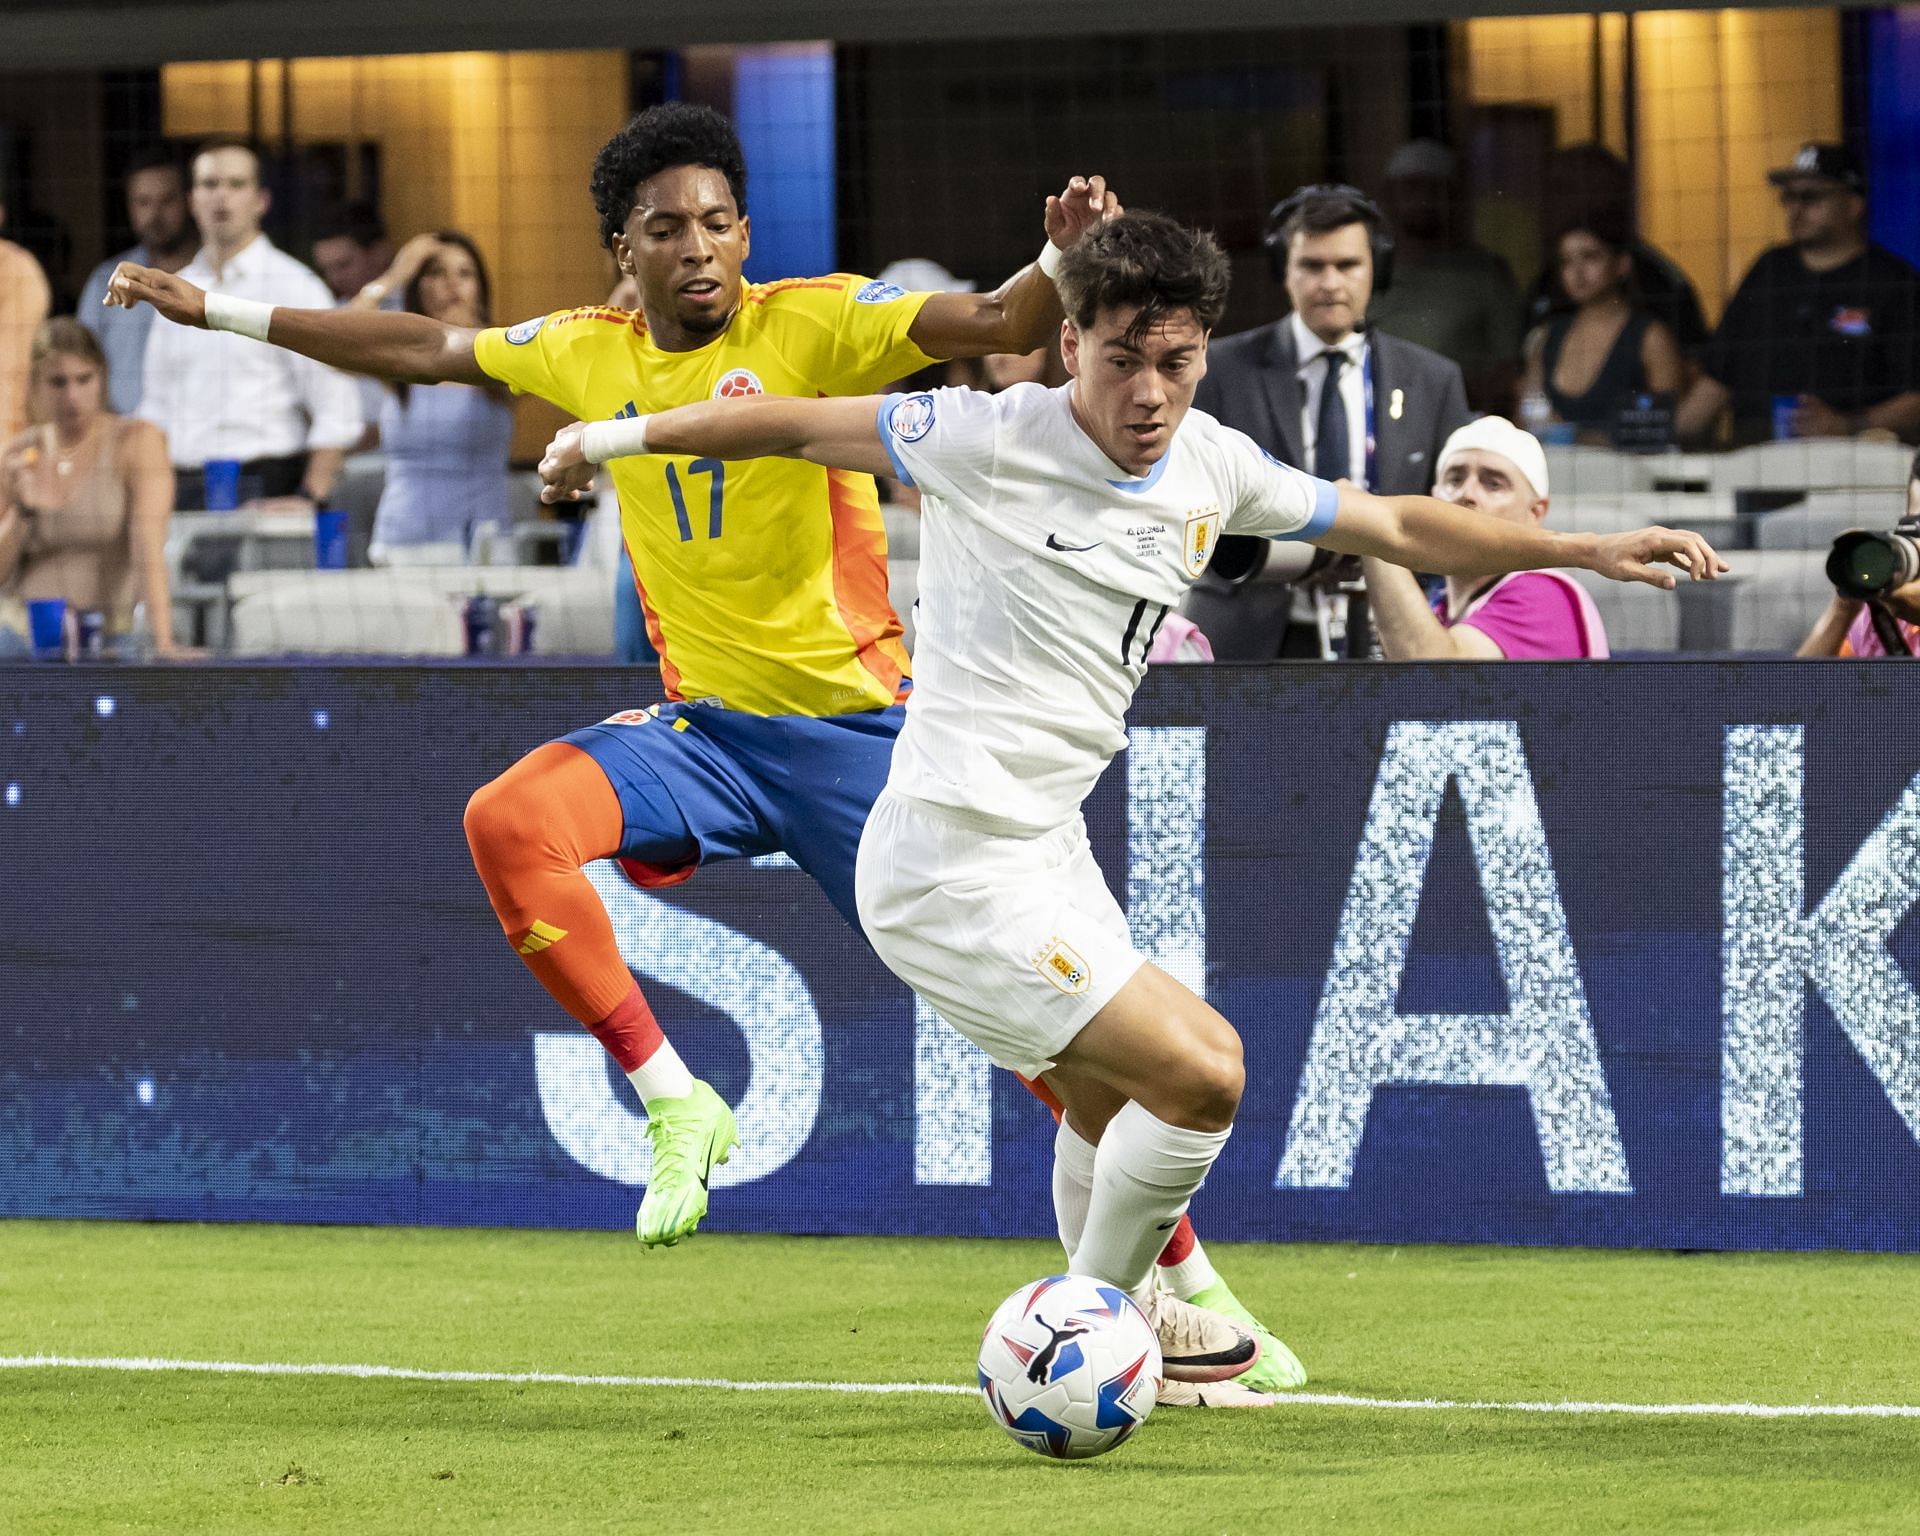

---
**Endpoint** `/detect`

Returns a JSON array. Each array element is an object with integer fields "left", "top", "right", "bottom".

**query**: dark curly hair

[
  {"left": 1055, "top": 211, "right": 1231, "bottom": 345},
  {"left": 589, "top": 103, "right": 747, "bottom": 250}
]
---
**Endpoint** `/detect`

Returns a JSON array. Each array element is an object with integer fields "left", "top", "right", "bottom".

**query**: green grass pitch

[{"left": 3, "top": 1219, "right": 1917, "bottom": 1534}]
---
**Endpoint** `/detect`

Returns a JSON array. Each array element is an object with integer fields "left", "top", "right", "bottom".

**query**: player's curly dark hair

[
  {"left": 1055, "top": 212, "right": 1231, "bottom": 345},
  {"left": 589, "top": 103, "right": 748, "bottom": 250}
]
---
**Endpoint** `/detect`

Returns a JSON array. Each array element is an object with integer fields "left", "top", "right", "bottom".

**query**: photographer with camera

[{"left": 1799, "top": 450, "right": 1920, "bottom": 657}]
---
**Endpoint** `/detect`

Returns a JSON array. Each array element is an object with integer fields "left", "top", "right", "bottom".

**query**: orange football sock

[{"left": 464, "top": 741, "right": 666, "bottom": 1070}]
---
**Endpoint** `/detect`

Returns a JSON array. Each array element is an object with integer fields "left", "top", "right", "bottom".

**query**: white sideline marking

[
  {"left": 3, "top": 1355, "right": 1918, "bottom": 1418},
  {"left": 0, "top": 1355, "right": 972, "bottom": 1396}
]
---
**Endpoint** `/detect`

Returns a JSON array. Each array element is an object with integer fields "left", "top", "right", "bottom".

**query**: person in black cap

[{"left": 1678, "top": 143, "right": 1920, "bottom": 445}]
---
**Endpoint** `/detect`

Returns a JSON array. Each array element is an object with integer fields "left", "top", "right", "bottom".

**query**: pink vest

[{"left": 1441, "top": 570, "right": 1611, "bottom": 659}]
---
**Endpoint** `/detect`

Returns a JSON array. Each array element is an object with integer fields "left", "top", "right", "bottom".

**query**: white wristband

[
  {"left": 1038, "top": 241, "right": 1067, "bottom": 282},
  {"left": 581, "top": 415, "right": 651, "bottom": 464},
  {"left": 203, "top": 292, "right": 274, "bottom": 342}
]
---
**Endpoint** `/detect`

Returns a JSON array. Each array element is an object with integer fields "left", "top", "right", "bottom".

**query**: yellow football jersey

[{"left": 475, "top": 276, "right": 937, "bottom": 716}]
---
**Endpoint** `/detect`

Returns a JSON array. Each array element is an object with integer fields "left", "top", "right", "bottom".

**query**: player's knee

[
  {"left": 1170, "top": 1027, "right": 1243, "bottom": 1131},
  {"left": 463, "top": 772, "right": 538, "bottom": 875},
  {"left": 1197, "top": 1041, "right": 1246, "bottom": 1128}
]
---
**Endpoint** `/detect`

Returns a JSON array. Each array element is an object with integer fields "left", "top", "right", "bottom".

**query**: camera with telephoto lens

[{"left": 1826, "top": 517, "right": 1920, "bottom": 601}]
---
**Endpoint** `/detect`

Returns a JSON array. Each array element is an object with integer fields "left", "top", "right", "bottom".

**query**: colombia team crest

[
  {"left": 1183, "top": 508, "right": 1222, "bottom": 576},
  {"left": 714, "top": 368, "right": 766, "bottom": 399}
]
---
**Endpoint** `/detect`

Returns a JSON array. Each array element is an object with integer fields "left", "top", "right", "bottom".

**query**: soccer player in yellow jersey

[
  {"left": 107, "top": 106, "right": 1303, "bottom": 1400},
  {"left": 104, "top": 100, "right": 1103, "bottom": 1198}
]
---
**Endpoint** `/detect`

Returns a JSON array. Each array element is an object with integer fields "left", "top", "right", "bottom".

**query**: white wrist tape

[
  {"left": 203, "top": 292, "right": 274, "bottom": 342},
  {"left": 580, "top": 415, "right": 651, "bottom": 464},
  {"left": 1038, "top": 242, "right": 1067, "bottom": 282}
]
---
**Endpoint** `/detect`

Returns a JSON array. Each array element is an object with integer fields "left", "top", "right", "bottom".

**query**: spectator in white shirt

[{"left": 138, "top": 141, "right": 361, "bottom": 509}]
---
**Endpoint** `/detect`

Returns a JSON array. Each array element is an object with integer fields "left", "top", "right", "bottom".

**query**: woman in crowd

[
  {"left": 1522, "top": 213, "right": 1686, "bottom": 439},
  {"left": 352, "top": 231, "right": 514, "bottom": 564},
  {"left": 0, "top": 317, "right": 178, "bottom": 655}
]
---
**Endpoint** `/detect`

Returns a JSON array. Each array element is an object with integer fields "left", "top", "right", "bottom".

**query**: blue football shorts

[{"left": 560, "top": 699, "right": 905, "bottom": 930}]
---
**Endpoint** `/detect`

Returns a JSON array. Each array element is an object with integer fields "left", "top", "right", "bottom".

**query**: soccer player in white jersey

[{"left": 540, "top": 212, "right": 1726, "bottom": 1404}]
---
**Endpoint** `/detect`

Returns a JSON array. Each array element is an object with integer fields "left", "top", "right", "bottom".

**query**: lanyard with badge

[
  {"left": 1360, "top": 344, "right": 1378, "bottom": 491},
  {"left": 1319, "top": 342, "right": 1381, "bottom": 661}
]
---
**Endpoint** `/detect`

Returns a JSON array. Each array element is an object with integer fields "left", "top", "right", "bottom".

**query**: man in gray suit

[{"left": 1189, "top": 184, "right": 1474, "bottom": 657}]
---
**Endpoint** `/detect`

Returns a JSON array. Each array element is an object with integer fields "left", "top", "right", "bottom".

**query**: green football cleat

[
  {"left": 636, "top": 1080, "right": 738, "bottom": 1249},
  {"left": 1181, "top": 1279, "right": 1308, "bottom": 1391}
]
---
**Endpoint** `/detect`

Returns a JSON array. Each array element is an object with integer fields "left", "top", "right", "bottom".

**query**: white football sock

[
  {"left": 1052, "top": 1118, "right": 1098, "bottom": 1262},
  {"left": 1069, "top": 1100, "right": 1230, "bottom": 1298},
  {"left": 629, "top": 1039, "right": 695, "bottom": 1105},
  {"left": 1156, "top": 1238, "right": 1221, "bottom": 1300}
]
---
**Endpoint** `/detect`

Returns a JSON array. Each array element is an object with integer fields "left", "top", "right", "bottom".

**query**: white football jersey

[{"left": 878, "top": 382, "right": 1337, "bottom": 833}]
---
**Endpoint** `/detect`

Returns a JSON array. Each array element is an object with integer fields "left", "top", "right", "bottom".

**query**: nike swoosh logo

[
  {"left": 1046, "top": 533, "right": 1102, "bottom": 553},
  {"left": 1155, "top": 1219, "right": 1178, "bottom": 1230}
]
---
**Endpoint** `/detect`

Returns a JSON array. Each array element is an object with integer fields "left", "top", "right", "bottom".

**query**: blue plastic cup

[
  {"left": 27, "top": 597, "right": 70, "bottom": 660},
  {"left": 1772, "top": 394, "right": 1799, "bottom": 442},
  {"left": 314, "top": 508, "right": 348, "bottom": 569},
  {"left": 201, "top": 458, "right": 242, "bottom": 511}
]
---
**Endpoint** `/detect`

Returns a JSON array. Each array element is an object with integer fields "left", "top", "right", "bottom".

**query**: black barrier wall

[{"left": 3, "top": 664, "right": 1919, "bottom": 1250}]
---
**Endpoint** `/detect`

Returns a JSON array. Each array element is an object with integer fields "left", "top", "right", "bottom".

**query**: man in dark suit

[{"left": 1188, "top": 185, "right": 1474, "bottom": 658}]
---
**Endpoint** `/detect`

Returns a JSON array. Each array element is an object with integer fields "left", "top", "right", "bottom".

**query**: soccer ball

[{"left": 976, "top": 1274, "right": 1161, "bottom": 1460}]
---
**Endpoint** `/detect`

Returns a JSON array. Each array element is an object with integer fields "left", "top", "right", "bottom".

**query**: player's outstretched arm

[
  {"left": 1317, "top": 484, "right": 1728, "bottom": 589},
  {"left": 104, "top": 262, "right": 489, "bottom": 386},
  {"left": 539, "top": 395, "right": 893, "bottom": 503},
  {"left": 906, "top": 174, "right": 1123, "bottom": 360}
]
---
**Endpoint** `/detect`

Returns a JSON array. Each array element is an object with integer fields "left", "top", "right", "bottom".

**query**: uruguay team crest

[
  {"left": 714, "top": 368, "right": 765, "bottom": 399},
  {"left": 1034, "top": 938, "right": 1091, "bottom": 996},
  {"left": 1183, "top": 508, "right": 1222, "bottom": 576}
]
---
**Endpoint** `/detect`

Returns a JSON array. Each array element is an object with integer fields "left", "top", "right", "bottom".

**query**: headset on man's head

[{"left": 1261, "top": 183, "right": 1396, "bottom": 296}]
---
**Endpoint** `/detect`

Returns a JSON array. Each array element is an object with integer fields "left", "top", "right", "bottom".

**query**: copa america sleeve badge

[{"left": 888, "top": 393, "right": 937, "bottom": 442}]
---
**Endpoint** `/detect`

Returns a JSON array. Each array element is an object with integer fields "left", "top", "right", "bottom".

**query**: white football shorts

[{"left": 855, "top": 788, "right": 1148, "bottom": 1078}]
